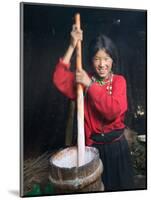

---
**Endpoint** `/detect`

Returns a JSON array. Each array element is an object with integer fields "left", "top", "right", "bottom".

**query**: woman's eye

[
  {"left": 94, "top": 58, "right": 99, "bottom": 61},
  {"left": 105, "top": 57, "right": 112, "bottom": 61}
]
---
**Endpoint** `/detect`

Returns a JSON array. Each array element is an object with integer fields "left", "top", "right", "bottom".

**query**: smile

[{"left": 98, "top": 69, "right": 107, "bottom": 73}]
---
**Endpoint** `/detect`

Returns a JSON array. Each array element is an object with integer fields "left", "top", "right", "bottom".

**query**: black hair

[{"left": 88, "top": 34, "right": 119, "bottom": 70}]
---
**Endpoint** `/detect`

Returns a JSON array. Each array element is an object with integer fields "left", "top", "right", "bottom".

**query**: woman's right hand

[
  {"left": 70, "top": 24, "right": 83, "bottom": 48},
  {"left": 62, "top": 24, "right": 83, "bottom": 64}
]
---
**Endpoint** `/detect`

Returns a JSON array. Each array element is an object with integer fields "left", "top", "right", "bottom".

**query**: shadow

[{"left": 8, "top": 190, "right": 19, "bottom": 197}]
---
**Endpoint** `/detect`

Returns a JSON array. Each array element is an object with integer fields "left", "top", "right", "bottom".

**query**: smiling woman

[
  {"left": 52, "top": 24, "right": 134, "bottom": 191},
  {"left": 89, "top": 34, "right": 118, "bottom": 73},
  {"left": 92, "top": 50, "right": 113, "bottom": 77}
]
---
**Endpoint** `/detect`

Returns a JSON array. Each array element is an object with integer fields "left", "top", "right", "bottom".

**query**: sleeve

[
  {"left": 87, "top": 75, "right": 128, "bottom": 121},
  {"left": 52, "top": 58, "right": 76, "bottom": 100}
]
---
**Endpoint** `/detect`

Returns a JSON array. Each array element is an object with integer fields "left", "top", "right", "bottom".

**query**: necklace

[
  {"left": 95, "top": 78, "right": 110, "bottom": 85},
  {"left": 92, "top": 73, "right": 113, "bottom": 95}
]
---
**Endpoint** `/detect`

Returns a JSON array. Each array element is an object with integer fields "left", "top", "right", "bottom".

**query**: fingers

[
  {"left": 76, "top": 70, "right": 82, "bottom": 78},
  {"left": 72, "top": 24, "right": 81, "bottom": 31},
  {"left": 75, "top": 70, "right": 86, "bottom": 82},
  {"left": 75, "top": 70, "right": 91, "bottom": 87},
  {"left": 71, "top": 24, "right": 83, "bottom": 40},
  {"left": 76, "top": 70, "right": 82, "bottom": 82}
]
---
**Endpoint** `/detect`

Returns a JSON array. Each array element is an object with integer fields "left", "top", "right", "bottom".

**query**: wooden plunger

[
  {"left": 49, "top": 14, "right": 104, "bottom": 193},
  {"left": 75, "top": 13, "right": 85, "bottom": 167}
]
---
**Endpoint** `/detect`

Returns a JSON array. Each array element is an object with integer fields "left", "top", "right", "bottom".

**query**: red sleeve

[
  {"left": 52, "top": 58, "right": 76, "bottom": 100},
  {"left": 87, "top": 75, "right": 128, "bottom": 121}
]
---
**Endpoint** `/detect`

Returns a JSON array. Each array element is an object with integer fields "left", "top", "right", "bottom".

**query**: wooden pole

[{"left": 75, "top": 13, "right": 85, "bottom": 166}]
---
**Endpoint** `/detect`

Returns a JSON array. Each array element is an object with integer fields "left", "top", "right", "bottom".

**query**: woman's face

[{"left": 92, "top": 49, "right": 113, "bottom": 79}]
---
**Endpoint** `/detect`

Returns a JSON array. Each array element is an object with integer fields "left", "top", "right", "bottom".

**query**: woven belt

[{"left": 91, "top": 129, "right": 124, "bottom": 143}]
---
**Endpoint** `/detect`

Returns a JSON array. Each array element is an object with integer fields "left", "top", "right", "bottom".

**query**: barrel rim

[{"left": 49, "top": 146, "right": 100, "bottom": 170}]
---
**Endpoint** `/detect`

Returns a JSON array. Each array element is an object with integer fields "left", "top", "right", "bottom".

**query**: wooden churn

[
  {"left": 49, "top": 146, "right": 104, "bottom": 193},
  {"left": 49, "top": 13, "right": 104, "bottom": 193}
]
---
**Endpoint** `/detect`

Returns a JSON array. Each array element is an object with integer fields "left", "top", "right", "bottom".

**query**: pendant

[
  {"left": 106, "top": 85, "right": 112, "bottom": 95},
  {"left": 106, "top": 85, "right": 112, "bottom": 89}
]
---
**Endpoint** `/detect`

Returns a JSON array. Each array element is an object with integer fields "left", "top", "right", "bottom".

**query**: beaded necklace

[{"left": 91, "top": 73, "right": 113, "bottom": 95}]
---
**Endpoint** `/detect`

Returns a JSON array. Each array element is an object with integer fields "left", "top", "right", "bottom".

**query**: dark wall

[{"left": 22, "top": 3, "right": 147, "bottom": 158}]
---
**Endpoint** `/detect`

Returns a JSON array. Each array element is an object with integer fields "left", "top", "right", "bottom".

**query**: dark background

[{"left": 22, "top": 3, "right": 147, "bottom": 159}]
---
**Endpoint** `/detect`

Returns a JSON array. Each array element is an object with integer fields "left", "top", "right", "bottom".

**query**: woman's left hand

[{"left": 75, "top": 69, "right": 92, "bottom": 87}]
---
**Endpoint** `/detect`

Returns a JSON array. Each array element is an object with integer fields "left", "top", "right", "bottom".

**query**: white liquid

[{"left": 51, "top": 146, "right": 98, "bottom": 168}]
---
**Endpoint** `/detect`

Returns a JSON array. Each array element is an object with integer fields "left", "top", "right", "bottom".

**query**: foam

[{"left": 51, "top": 146, "right": 98, "bottom": 168}]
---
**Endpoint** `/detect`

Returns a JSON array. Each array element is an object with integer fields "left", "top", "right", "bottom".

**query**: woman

[{"left": 52, "top": 24, "right": 134, "bottom": 191}]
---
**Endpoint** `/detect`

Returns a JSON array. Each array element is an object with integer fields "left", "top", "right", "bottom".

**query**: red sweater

[{"left": 52, "top": 58, "right": 128, "bottom": 145}]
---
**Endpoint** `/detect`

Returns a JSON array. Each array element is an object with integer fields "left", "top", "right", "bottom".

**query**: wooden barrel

[{"left": 49, "top": 146, "right": 104, "bottom": 194}]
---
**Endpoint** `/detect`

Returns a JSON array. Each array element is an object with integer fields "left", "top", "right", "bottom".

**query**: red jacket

[{"left": 53, "top": 58, "right": 128, "bottom": 145}]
